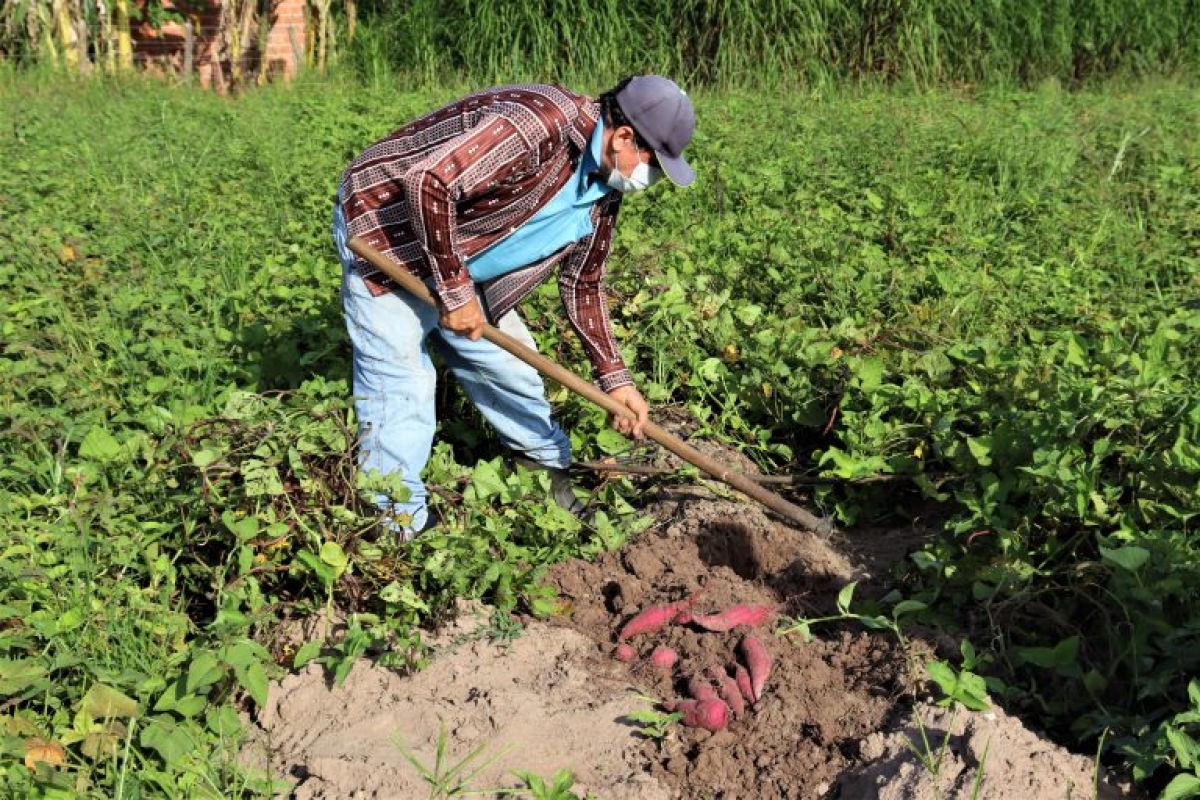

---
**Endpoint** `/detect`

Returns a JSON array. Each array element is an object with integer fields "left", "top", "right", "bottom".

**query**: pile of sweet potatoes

[{"left": 612, "top": 598, "right": 775, "bottom": 732}]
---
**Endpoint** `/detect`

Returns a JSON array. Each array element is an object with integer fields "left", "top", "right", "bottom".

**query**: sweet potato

[
  {"left": 708, "top": 665, "right": 746, "bottom": 718},
  {"left": 733, "top": 664, "right": 755, "bottom": 705},
  {"left": 648, "top": 646, "right": 678, "bottom": 669},
  {"left": 618, "top": 604, "right": 677, "bottom": 640},
  {"left": 613, "top": 643, "right": 637, "bottom": 662},
  {"left": 686, "top": 674, "right": 719, "bottom": 703},
  {"left": 618, "top": 594, "right": 700, "bottom": 639},
  {"left": 664, "top": 698, "right": 730, "bottom": 732},
  {"left": 690, "top": 603, "right": 775, "bottom": 632},
  {"left": 739, "top": 634, "right": 772, "bottom": 702}
]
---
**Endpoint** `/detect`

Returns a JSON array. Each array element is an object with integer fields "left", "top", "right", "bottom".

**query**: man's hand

[
  {"left": 439, "top": 297, "right": 486, "bottom": 341},
  {"left": 607, "top": 385, "right": 649, "bottom": 440}
]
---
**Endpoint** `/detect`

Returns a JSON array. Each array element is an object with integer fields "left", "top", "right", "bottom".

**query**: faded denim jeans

[{"left": 332, "top": 198, "right": 571, "bottom": 533}]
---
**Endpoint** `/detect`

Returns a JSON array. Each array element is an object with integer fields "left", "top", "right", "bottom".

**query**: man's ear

[{"left": 613, "top": 124, "right": 637, "bottom": 150}]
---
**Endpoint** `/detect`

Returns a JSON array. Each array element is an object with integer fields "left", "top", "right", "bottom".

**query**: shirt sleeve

[
  {"left": 558, "top": 193, "right": 634, "bottom": 392},
  {"left": 401, "top": 115, "right": 538, "bottom": 311}
]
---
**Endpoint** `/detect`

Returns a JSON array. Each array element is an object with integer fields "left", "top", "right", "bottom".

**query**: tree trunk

[
  {"left": 346, "top": 0, "right": 357, "bottom": 43},
  {"left": 316, "top": 0, "right": 328, "bottom": 74},
  {"left": 96, "top": 0, "right": 114, "bottom": 73},
  {"left": 225, "top": 0, "right": 242, "bottom": 86},
  {"left": 52, "top": 0, "right": 79, "bottom": 72},
  {"left": 113, "top": 0, "right": 132, "bottom": 72}
]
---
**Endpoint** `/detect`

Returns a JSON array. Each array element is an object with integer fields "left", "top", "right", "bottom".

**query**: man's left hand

[{"left": 607, "top": 385, "right": 649, "bottom": 440}]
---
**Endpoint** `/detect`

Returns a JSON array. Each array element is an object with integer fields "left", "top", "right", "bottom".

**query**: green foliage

[
  {"left": 346, "top": 0, "right": 1200, "bottom": 89},
  {"left": 509, "top": 768, "right": 595, "bottom": 800},
  {"left": 623, "top": 704, "right": 683, "bottom": 748},
  {"left": 0, "top": 78, "right": 642, "bottom": 797},
  {"left": 393, "top": 724, "right": 511, "bottom": 799},
  {"left": 1, "top": 74, "right": 1198, "bottom": 795}
]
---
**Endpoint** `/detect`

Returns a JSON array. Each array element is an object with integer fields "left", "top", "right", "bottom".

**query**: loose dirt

[{"left": 244, "top": 462, "right": 1136, "bottom": 798}]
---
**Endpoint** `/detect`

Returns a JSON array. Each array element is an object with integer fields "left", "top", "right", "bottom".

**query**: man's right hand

[{"left": 439, "top": 297, "right": 486, "bottom": 341}]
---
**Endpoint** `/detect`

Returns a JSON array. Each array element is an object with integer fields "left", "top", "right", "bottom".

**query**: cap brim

[{"left": 656, "top": 150, "right": 695, "bottom": 187}]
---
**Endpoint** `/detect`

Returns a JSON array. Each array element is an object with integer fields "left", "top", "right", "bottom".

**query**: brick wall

[
  {"left": 264, "top": 0, "right": 306, "bottom": 80},
  {"left": 130, "top": 0, "right": 307, "bottom": 89}
]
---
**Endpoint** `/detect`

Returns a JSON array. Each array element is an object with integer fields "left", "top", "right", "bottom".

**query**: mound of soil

[{"left": 243, "top": 470, "right": 1136, "bottom": 798}]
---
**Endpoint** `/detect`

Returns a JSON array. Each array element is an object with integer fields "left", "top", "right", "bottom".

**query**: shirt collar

[{"left": 579, "top": 117, "right": 605, "bottom": 191}]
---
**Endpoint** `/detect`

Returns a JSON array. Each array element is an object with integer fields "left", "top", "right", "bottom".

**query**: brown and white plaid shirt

[{"left": 338, "top": 84, "right": 631, "bottom": 391}]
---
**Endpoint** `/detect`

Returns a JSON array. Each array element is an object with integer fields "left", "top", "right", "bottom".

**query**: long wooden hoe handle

[{"left": 347, "top": 236, "right": 834, "bottom": 535}]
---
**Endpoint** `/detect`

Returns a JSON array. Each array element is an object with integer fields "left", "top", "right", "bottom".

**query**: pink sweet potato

[
  {"left": 686, "top": 674, "right": 719, "bottom": 703},
  {"left": 671, "top": 698, "right": 729, "bottom": 732},
  {"left": 690, "top": 603, "right": 775, "bottom": 632},
  {"left": 733, "top": 664, "right": 755, "bottom": 705},
  {"left": 617, "top": 604, "right": 677, "bottom": 640},
  {"left": 739, "top": 634, "right": 772, "bottom": 702},
  {"left": 648, "top": 646, "right": 678, "bottom": 669},
  {"left": 708, "top": 665, "right": 746, "bottom": 718},
  {"left": 619, "top": 594, "right": 701, "bottom": 639},
  {"left": 613, "top": 643, "right": 637, "bottom": 662}
]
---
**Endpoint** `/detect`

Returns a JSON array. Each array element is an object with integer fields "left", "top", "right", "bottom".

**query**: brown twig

[{"left": 572, "top": 460, "right": 925, "bottom": 485}]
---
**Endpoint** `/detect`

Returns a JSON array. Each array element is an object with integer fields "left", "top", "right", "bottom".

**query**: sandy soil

[{"left": 243, "top": 453, "right": 1136, "bottom": 799}]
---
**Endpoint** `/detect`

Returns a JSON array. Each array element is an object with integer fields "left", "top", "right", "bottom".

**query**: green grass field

[{"left": 1, "top": 73, "right": 1198, "bottom": 797}]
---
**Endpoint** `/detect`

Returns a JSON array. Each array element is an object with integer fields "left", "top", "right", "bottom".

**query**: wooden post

[
  {"left": 74, "top": 17, "right": 90, "bottom": 75},
  {"left": 53, "top": 0, "right": 79, "bottom": 73},
  {"left": 114, "top": 0, "right": 132, "bottom": 72},
  {"left": 183, "top": 20, "right": 195, "bottom": 83}
]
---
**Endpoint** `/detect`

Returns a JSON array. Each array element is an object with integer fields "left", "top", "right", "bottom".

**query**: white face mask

[{"left": 606, "top": 141, "right": 663, "bottom": 194}]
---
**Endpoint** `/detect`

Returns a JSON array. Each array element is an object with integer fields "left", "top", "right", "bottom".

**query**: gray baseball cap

[{"left": 616, "top": 75, "right": 696, "bottom": 187}]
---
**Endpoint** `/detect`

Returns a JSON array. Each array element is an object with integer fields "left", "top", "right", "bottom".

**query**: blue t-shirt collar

[{"left": 581, "top": 117, "right": 606, "bottom": 192}]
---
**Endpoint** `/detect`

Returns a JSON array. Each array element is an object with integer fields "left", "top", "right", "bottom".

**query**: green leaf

[
  {"left": 1099, "top": 545, "right": 1150, "bottom": 572},
  {"left": 1167, "top": 726, "right": 1199, "bottom": 770},
  {"left": 140, "top": 717, "right": 199, "bottom": 766},
  {"left": 734, "top": 303, "right": 763, "bottom": 327},
  {"left": 243, "top": 458, "right": 285, "bottom": 496},
  {"left": 190, "top": 448, "right": 224, "bottom": 468},
  {"left": 0, "top": 658, "right": 48, "bottom": 697},
  {"left": 223, "top": 640, "right": 270, "bottom": 671},
  {"left": 379, "top": 581, "right": 430, "bottom": 613},
  {"left": 1014, "top": 636, "right": 1079, "bottom": 670},
  {"left": 319, "top": 541, "right": 349, "bottom": 575},
  {"left": 1161, "top": 773, "right": 1200, "bottom": 800},
  {"left": 925, "top": 660, "right": 957, "bottom": 694},
  {"left": 966, "top": 436, "right": 993, "bottom": 466},
  {"left": 836, "top": 581, "right": 858, "bottom": 614},
  {"left": 231, "top": 658, "right": 269, "bottom": 709},
  {"left": 892, "top": 600, "right": 927, "bottom": 618},
  {"left": 80, "top": 683, "right": 139, "bottom": 720},
  {"left": 79, "top": 427, "right": 123, "bottom": 462},
  {"left": 186, "top": 650, "right": 225, "bottom": 693},
  {"left": 468, "top": 460, "right": 509, "bottom": 501},
  {"left": 221, "top": 510, "right": 259, "bottom": 542},
  {"left": 854, "top": 357, "right": 885, "bottom": 391},
  {"left": 594, "top": 428, "right": 628, "bottom": 455},
  {"left": 293, "top": 641, "right": 322, "bottom": 669},
  {"left": 205, "top": 705, "right": 243, "bottom": 738},
  {"left": 295, "top": 549, "right": 336, "bottom": 585}
]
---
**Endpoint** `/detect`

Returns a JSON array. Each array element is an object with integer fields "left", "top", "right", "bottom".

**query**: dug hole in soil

[{"left": 243, "top": 441, "right": 1136, "bottom": 799}]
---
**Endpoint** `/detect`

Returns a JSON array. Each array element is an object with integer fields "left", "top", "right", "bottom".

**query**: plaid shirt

[{"left": 338, "top": 84, "right": 631, "bottom": 392}]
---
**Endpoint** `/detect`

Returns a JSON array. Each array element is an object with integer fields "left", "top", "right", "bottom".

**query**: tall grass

[{"left": 345, "top": 0, "right": 1200, "bottom": 89}]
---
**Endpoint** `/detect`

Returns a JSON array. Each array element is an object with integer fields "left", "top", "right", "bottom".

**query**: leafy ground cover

[{"left": 1, "top": 73, "right": 1197, "bottom": 797}]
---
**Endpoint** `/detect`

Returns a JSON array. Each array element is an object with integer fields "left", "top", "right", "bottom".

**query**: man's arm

[{"left": 558, "top": 194, "right": 649, "bottom": 438}]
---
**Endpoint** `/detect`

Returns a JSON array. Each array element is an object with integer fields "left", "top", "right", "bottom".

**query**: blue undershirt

[{"left": 466, "top": 119, "right": 612, "bottom": 282}]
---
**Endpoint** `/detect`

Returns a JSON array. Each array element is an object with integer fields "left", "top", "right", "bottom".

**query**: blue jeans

[{"left": 332, "top": 199, "right": 571, "bottom": 532}]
